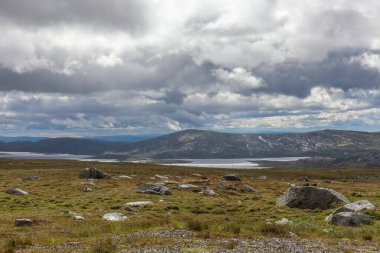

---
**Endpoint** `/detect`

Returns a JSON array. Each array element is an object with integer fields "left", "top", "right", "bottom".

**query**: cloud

[{"left": 0, "top": 0, "right": 380, "bottom": 135}]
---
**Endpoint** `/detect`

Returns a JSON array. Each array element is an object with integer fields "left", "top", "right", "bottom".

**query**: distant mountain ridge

[{"left": 0, "top": 129, "right": 379, "bottom": 161}]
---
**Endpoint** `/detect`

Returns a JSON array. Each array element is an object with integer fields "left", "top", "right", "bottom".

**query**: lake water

[
  {"left": 0, "top": 152, "right": 307, "bottom": 169},
  {"left": 163, "top": 157, "right": 307, "bottom": 169}
]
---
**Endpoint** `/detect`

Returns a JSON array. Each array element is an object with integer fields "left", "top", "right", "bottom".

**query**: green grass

[{"left": 0, "top": 158, "right": 379, "bottom": 251}]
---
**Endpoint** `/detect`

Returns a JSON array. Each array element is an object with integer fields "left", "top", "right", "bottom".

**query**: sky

[{"left": 0, "top": 0, "right": 380, "bottom": 137}]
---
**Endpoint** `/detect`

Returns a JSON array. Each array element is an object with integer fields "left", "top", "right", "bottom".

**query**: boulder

[
  {"left": 200, "top": 188, "right": 219, "bottom": 196},
  {"left": 137, "top": 184, "right": 172, "bottom": 195},
  {"left": 332, "top": 200, "right": 375, "bottom": 214},
  {"left": 276, "top": 186, "right": 349, "bottom": 210},
  {"left": 15, "top": 219, "right": 32, "bottom": 227},
  {"left": 326, "top": 212, "right": 371, "bottom": 226},
  {"left": 102, "top": 212, "right": 127, "bottom": 221},
  {"left": 121, "top": 201, "right": 153, "bottom": 210},
  {"left": 222, "top": 174, "right": 241, "bottom": 181},
  {"left": 79, "top": 168, "right": 110, "bottom": 179},
  {"left": 6, "top": 188, "right": 28, "bottom": 195}
]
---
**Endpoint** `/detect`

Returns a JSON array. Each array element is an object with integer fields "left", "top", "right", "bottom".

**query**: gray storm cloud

[{"left": 0, "top": 0, "right": 379, "bottom": 135}]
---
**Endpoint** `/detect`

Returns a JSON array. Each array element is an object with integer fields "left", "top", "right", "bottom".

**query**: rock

[
  {"left": 74, "top": 215, "right": 85, "bottom": 220},
  {"left": 200, "top": 188, "right": 219, "bottom": 196},
  {"left": 324, "top": 179, "right": 332, "bottom": 183},
  {"left": 222, "top": 174, "right": 241, "bottom": 181},
  {"left": 79, "top": 168, "right": 110, "bottom": 179},
  {"left": 303, "top": 183, "right": 309, "bottom": 186},
  {"left": 178, "top": 184, "right": 198, "bottom": 190},
  {"left": 121, "top": 201, "right": 153, "bottom": 210},
  {"left": 191, "top": 173, "right": 202, "bottom": 177},
  {"left": 21, "top": 176, "right": 39, "bottom": 181},
  {"left": 118, "top": 175, "right": 132, "bottom": 179},
  {"left": 5, "top": 188, "right": 28, "bottom": 195},
  {"left": 332, "top": 200, "right": 375, "bottom": 214},
  {"left": 259, "top": 175, "right": 267, "bottom": 180},
  {"left": 137, "top": 184, "right": 172, "bottom": 195},
  {"left": 15, "top": 219, "right": 32, "bottom": 227},
  {"left": 102, "top": 212, "right": 127, "bottom": 221},
  {"left": 241, "top": 184, "right": 256, "bottom": 192},
  {"left": 326, "top": 212, "right": 371, "bottom": 226},
  {"left": 82, "top": 187, "right": 92, "bottom": 192},
  {"left": 299, "top": 176, "right": 308, "bottom": 182},
  {"left": 217, "top": 183, "right": 236, "bottom": 191},
  {"left": 276, "top": 186, "right": 349, "bottom": 210},
  {"left": 154, "top": 174, "right": 168, "bottom": 180},
  {"left": 275, "top": 218, "right": 293, "bottom": 226}
]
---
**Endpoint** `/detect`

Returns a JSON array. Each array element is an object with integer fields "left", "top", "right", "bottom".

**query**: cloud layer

[{"left": 0, "top": 0, "right": 379, "bottom": 136}]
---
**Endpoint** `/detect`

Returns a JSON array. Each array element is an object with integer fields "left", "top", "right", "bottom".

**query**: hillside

[
  {"left": 121, "top": 129, "right": 380, "bottom": 159},
  {"left": 0, "top": 129, "right": 379, "bottom": 160}
]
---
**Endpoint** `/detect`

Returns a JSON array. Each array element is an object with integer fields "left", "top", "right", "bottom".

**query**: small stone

[
  {"left": 21, "top": 176, "right": 39, "bottom": 181},
  {"left": 118, "top": 175, "right": 132, "bottom": 179},
  {"left": 222, "top": 174, "right": 241, "bottom": 181},
  {"left": 241, "top": 184, "right": 256, "bottom": 193},
  {"left": 137, "top": 184, "right": 172, "bottom": 195},
  {"left": 154, "top": 174, "right": 168, "bottom": 180},
  {"left": 82, "top": 187, "right": 92, "bottom": 192},
  {"left": 15, "top": 219, "right": 32, "bottom": 227},
  {"left": 178, "top": 184, "right": 198, "bottom": 190},
  {"left": 217, "top": 183, "right": 236, "bottom": 191},
  {"left": 199, "top": 188, "right": 219, "bottom": 196},
  {"left": 324, "top": 179, "right": 332, "bottom": 183},
  {"left": 102, "top": 212, "right": 127, "bottom": 221},
  {"left": 259, "top": 175, "right": 267, "bottom": 180},
  {"left": 121, "top": 201, "right": 154, "bottom": 210},
  {"left": 73, "top": 215, "right": 85, "bottom": 220},
  {"left": 191, "top": 173, "right": 202, "bottom": 177},
  {"left": 275, "top": 218, "right": 293, "bottom": 226},
  {"left": 5, "top": 188, "right": 28, "bottom": 195}
]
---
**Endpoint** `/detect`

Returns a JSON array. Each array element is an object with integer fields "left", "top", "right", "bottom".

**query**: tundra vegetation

[{"left": 0, "top": 158, "right": 379, "bottom": 252}]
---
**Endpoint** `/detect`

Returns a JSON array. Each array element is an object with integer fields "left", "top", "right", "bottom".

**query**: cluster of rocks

[{"left": 277, "top": 186, "right": 375, "bottom": 227}]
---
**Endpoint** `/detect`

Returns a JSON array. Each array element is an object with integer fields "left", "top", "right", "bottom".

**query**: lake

[
  {"left": 0, "top": 152, "right": 308, "bottom": 169},
  {"left": 163, "top": 157, "right": 307, "bottom": 169},
  {"left": 0, "top": 152, "right": 118, "bottom": 162}
]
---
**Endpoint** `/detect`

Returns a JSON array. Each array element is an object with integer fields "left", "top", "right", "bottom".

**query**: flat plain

[{"left": 0, "top": 158, "right": 379, "bottom": 252}]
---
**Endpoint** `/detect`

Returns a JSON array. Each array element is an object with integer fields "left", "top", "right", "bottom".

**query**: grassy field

[{"left": 0, "top": 158, "right": 379, "bottom": 252}]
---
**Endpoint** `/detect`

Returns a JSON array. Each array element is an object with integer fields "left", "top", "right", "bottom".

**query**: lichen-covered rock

[
  {"left": 275, "top": 218, "right": 293, "bottom": 226},
  {"left": 332, "top": 200, "right": 375, "bottom": 214},
  {"left": 79, "top": 168, "right": 110, "bottom": 179},
  {"left": 6, "top": 188, "right": 28, "bottom": 195},
  {"left": 137, "top": 184, "right": 172, "bottom": 195},
  {"left": 326, "top": 212, "right": 371, "bottom": 226},
  {"left": 222, "top": 174, "right": 241, "bottom": 181},
  {"left": 276, "top": 186, "right": 349, "bottom": 210}
]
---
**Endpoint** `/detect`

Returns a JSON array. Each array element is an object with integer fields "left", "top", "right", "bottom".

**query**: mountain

[
  {"left": 0, "top": 129, "right": 379, "bottom": 161},
  {"left": 0, "top": 136, "right": 48, "bottom": 142},
  {"left": 0, "top": 138, "right": 131, "bottom": 155},
  {"left": 120, "top": 129, "right": 380, "bottom": 159}
]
